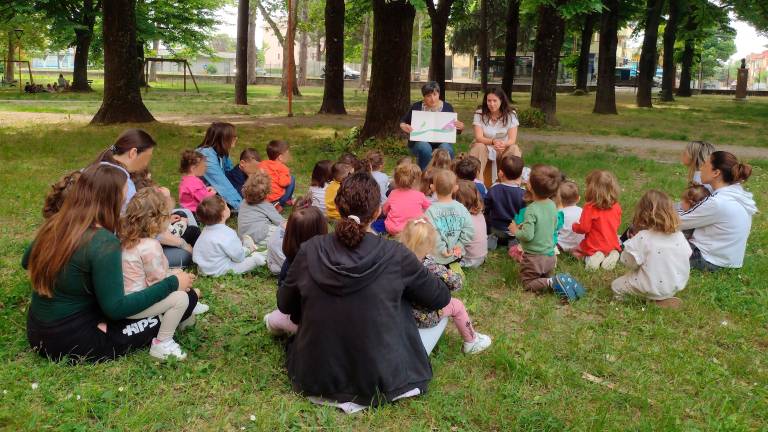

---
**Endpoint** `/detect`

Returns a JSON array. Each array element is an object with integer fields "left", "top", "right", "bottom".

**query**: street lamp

[{"left": 14, "top": 29, "right": 23, "bottom": 94}]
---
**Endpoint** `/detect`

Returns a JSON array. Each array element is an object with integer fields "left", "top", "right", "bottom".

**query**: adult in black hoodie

[{"left": 277, "top": 173, "right": 451, "bottom": 407}]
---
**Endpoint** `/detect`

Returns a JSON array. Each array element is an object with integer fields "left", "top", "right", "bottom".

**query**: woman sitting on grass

[
  {"left": 277, "top": 172, "right": 451, "bottom": 412},
  {"left": 24, "top": 164, "right": 197, "bottom": 363},
  {"left": 679, "top": 151, "right": 756, "bottom": 271}
]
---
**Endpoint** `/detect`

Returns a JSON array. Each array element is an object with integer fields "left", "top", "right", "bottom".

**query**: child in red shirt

[
  {"left": 259, "top": 140, "right": 295, "bottom": 210},
  {"left": 572, "top": 170, "right": 622, "bottom": 270}
]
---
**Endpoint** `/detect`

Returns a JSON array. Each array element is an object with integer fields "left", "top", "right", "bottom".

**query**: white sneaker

[
  {"left": 463, "top": 333, "right": 492, "bottom": 354},
  {"left": 192, "top": 302, "right": 209, "bottom": 315},
  {"left": 601, "top": 250, "right": 620, "bottom": 270},
  {"left": 150, "top": 338, "right": 187, "bottom": 361},
  {"left": 585, "top": 252, "right": 605, "bottom": 271},
  {"left": 264, "top": 313, "right": 279, "bottom": 336}
]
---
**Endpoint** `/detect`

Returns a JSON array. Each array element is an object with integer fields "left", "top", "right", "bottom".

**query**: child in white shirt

[
  {"left": 193, "top": 195, "right": 265, "bottom": 276},
  {"left": 557, "top": 180, "right": 585, "bottom": 252},
  {"left": 366, "top": 150, "right": 389, "bottom": 205},
  {"left": 308, "top": 160, "right": 333, "bottom": 212},
  {"left": 612, "top": 190, "right": 692, "bottom": 308}
]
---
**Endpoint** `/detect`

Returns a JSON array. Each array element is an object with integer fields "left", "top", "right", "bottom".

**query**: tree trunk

[
  {"left": 319, "top": 0, "right": 346, "bottom": 114},
  {"left": 4, "top": 34, "right": 14, "bottom": 83},
  {"left": 676, "top": 11, "right": 696, "bottom": 97},
  {"left": 426, "top": 0, "right": 452, "bottom": 100},
  {"left": 359, "top": 0, "right": 415, "bottom": 141},
  {"left": 575, "top": 13, "right": 597, "bottom": 93},
  {"left": 636, "top": 0, "right": 665, "bottom": 108},
  {"left": 593, "top": 0, "right": 619, "bottom": 114},
  {"left": 148, "top": 39, "right": 160, "bottom": 82},
  {"left": 677, "top": 38, "right": 694, "bottom": 96},
  {"left": 136, "top": 41, "right": 147, "bottom": 87},
  {"left": 235, "top": 0, "right": 249, "bottom": 105},
  {"left": 91, "top": 0, "right": 154, "bottom": 124},
  {"left": 247, "top": 4, "right": 257, "bottom": 83},
  {"left": 660, "top": 0, "right": 679, "bottom": 101},
  {"left": 280, "top": 0, "right": 301, "bottom": 96},
  {"left": 530, "top": 3, "right": 567, "bottom": 125},
  {"left": 359, "top": 14, "right": 371, "bottom": 88},
  {"left": 501, "top": 0, "right": 520, "bottom": 100},
  {"left": 298, "top": 0, "right": 309, "bottom": 86},
  {"left": 479, "top": 0, "right": 489, "bottom": 91},
  {"left": 71, "top": 29, "right": 93, "bottom": 91}
]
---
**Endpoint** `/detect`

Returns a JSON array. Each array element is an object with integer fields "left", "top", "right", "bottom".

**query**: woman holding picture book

[{"left": 400, "top": 81, "right": 465, "bottom": 170}]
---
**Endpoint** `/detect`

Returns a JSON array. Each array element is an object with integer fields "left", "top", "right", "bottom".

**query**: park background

[{"left": 1, "top": 0, "right": 768, "bottom": 430}]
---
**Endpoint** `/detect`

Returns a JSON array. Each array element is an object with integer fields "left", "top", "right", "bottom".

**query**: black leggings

[{"left": 27, "top": 290, "right": 197, "bottom": 363}]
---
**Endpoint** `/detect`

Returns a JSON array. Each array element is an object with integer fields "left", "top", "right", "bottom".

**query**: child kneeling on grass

[
  {"left": 238, "top": 170, "right": 286, "bottom": 250},
  {"left": 120, "top": 188, "right": 206, "bottom": 360},
  {"left": 264, "top": 206, "right": 329, "bottom": 336},
  {"left": 612, "top": 190, "right": 692, "bottom": 309},
  {"left": 399, "top": 218, "right": 491, "bottom": 354},
  {"left": 508, "top": 165, "right": 585, "bottom": 301},
  {"left": 572, "top": 170, "right": 622, "bottom": 271},
  {"left": 193, "top": 195, "right": 265, "bottom": 276}
]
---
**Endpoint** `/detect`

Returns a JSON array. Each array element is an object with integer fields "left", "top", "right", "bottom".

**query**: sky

[{"left": 214, "top": 6, "right": 768, "bottom": 61}]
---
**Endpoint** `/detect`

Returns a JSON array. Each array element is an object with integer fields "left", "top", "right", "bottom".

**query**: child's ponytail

[{"left": 334, "top": 172, "right": 381, "bottom": 249}]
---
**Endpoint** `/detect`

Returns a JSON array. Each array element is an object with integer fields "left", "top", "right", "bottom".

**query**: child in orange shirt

[
  {"left": 260, "top": 140, "right": 295, "bottom": 211},
  {"left": 572, "top": 170, "right": 622, "bottom": 271}
]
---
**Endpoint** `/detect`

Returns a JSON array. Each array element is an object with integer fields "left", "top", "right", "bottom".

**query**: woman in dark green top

[{"left": 24, "top": 164, "right": 196, "bottom": 362}]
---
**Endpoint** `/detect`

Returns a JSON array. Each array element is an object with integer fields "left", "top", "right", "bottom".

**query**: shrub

[{"left": 517, "top": 108, "right": 546, "bottom": 128}]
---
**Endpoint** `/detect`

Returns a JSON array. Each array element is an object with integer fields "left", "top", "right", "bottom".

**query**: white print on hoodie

[{"left": 679, "top": 183, "right": 758, "bottom": 268}]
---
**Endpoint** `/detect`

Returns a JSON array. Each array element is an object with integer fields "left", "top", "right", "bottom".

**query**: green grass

[
  {"left": 2, "top": 81, "right": 768, "bottom": 147},
  {"left": 0, "top": 117, "right": 767, "bottom": 430}
]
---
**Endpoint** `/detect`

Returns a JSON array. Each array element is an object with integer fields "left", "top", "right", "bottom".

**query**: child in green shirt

[{"left": 509, "top": 165, "right": 586, "bottom": 301}]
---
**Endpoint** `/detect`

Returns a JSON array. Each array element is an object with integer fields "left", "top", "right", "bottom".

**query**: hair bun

[{"left": 733, "top": 162, "right": 753, "bottom": 182}]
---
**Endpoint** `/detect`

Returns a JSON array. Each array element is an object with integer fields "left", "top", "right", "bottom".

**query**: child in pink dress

[
  {"left": 179, "top": 150, "right": 216, "bottom": 213},
  {"left": 382, "top": 161, "right": 431, "bottom": 235}
]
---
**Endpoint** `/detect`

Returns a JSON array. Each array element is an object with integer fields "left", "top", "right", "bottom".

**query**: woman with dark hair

[
  {"left": 679, "top": 151, "right": 757, "bottom": 271},
  {"left": 277, "top": 172, "right": 451, "bottom": 411},
  {"left": 196, "top": 122, "right": 242, "bottom": 210},
  {"left": 24, "top": 164, "right": 198, "bottom": 363},
  {"left": 469, "top": 88, "right": 521, "bottom": 186},
  {"left": 399, "top": 81, "right": 465, "bottom": 170},
  {"left": 98, "top": 129, "right": 195, "bottom": 268}
]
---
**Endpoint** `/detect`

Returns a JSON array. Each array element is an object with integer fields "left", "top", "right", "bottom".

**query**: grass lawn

[
  {"left": 1, "top": 81, "right": 768, "bottom": 148},
  {"left": 0, "top": 95, "right": 767, "bottom": 430}
]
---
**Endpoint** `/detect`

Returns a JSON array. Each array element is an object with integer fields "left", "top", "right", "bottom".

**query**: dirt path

[{"left": 1, "top": 110, "right": 766, "bottom": 160}]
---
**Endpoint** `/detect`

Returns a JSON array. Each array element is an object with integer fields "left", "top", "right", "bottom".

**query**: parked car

[{"left": 321, "top": 66, "right": 361, "bottom": 80}]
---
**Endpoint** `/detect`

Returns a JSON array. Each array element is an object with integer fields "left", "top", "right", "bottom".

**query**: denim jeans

[
  {"left": 689, "top": 242, "right": 722, "bottom": 272},
  {"left": 276, "top": 175, "right": 296, "bottom": 206},
  {"left": 408, "top": 141, "right": 455, "bottom": 170}
]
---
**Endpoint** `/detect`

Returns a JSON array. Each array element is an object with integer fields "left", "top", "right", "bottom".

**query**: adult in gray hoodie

[{"left": 679, "top": 151, "right": 757, "bottom": 270}]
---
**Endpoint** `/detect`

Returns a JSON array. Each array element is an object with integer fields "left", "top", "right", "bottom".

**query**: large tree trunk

[
  {"left": 4, "top": 34, "right": 14, "bottom": 83},
  {"left": 593, "top": 0, "right": 619, "bottom": 114},
  {"left": 359, "top": 14, "right": 371, "bottom": 88},
  {"left": 298, "top": 0, "right": 309, "bottom": 86},
  {"left": 501, "top": 0, "right": 521, "bottom": 100},
  {"left": 575, "top": 13, "right": 597, "bottom": 93},
  {"left": 91, "top": 0, "right": 154, "bottom": 123},
  {"left": 359, "top": 0, "right": 415, "bottom": 141},
  {"left": 636, "top": 0, "right": 665, "bottom": 108},
  {"left": 660, "top": 0, "right": 679, "bottom": 101},
  {"left": 71, "top": 29, "right": 94, "bottom": 91},
  {"left": 479, "top": 0, "right": 490, "bottom": 91},
  {"left": 247, "top": 4, "right": 257, "bottom": 83},
  {"left": 148, "top": 39, "right": 160, "bottom": 82},
  {"left": 319, "top": 0, "right": 346, "bottom": 114},
  {"left": 530, "top": 3, "right": 567, "bottom": 125},
  {"left": 235, "top": 0, "right": 249, "bottom": 105},
  {"left": 426, "top": 0, "right": 452, "bottom": 100}
]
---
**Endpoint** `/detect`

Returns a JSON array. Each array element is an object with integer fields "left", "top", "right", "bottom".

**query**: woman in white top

[
  {"left": 469, "top": 88, "right": 521, "bottom": 186},
  {"left": 679, "top": 151, "right": 757, "bottom": 271}
]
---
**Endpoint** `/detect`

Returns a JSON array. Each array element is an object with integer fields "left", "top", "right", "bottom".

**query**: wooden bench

[{"left": 456, "top": 87, "right": 479, "bottom": 99}]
